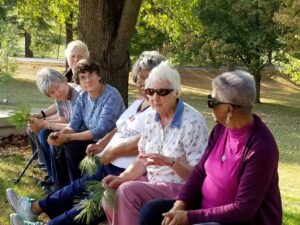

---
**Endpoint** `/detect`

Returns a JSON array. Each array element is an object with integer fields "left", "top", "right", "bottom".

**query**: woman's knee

[{"left": 139, "top": 199, "right": 174, "bottom": 225}]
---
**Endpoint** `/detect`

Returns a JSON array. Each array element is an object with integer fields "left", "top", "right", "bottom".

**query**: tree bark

[
  {"left": 78, "top": 0, "right": 142, "bottom": 106},
  {"left": 65, "top": 12, "right": 73, "bottom": 45},
  {"left": 25, "top": 30, "right": 33, "bottom": 58},
  {"left": 65, "top": 12, "right": 74, "bottom": 69},
  {"left": 252, "top": 70, "right": 262, "bottom": 103}
]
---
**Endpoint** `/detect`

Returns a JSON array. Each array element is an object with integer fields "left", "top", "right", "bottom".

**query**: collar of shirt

[{"left": 154, "top": 99, "right": 184, "bottom": 129}]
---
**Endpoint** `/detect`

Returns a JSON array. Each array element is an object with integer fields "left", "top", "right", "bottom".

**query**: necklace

[
  {"left": 221, "top": 154, "right": 226, "bottom": 162},
  {"left": 221, "top": 132, "right": 232, "bottom": 162}
]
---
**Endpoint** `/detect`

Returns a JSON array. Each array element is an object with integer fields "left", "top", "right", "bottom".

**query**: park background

[{"left": 0, "top": 0, "right": 299, "bottom": 225}]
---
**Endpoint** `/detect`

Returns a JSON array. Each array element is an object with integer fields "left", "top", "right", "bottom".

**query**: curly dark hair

[{"left": 73, "top": 59, "right": 101, "bottom": 84}]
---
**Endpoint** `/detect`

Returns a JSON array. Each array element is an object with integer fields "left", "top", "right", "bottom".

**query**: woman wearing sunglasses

[
  {"left": 139, "top": 70, "right": 282, "bottom": 225},
  {"left": 102, "top": 62, "right": 209, "bottom": 225}
]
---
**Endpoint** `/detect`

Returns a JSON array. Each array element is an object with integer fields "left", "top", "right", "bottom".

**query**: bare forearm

[
  {"left": 119, "top": 159, "right": 146, "bottom": 181},
  {"left": 109, "top": 135, "right": 140, "bottom": 158},
  {"left": 68, "top": 130, "right": 94, "bottom": 141},
  {"left": 96, "top": 128, "right": 117, "bottom": 147},
  {"left": 43, "top": 104, "right": 57, "bottom": 117},
  {"left": 172, "top": 159, "right": 194, "bottom": 180}
]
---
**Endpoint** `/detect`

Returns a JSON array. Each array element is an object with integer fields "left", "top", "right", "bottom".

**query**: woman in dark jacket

[{"left": 139, "top": 70, "right": 282, "bottom": 225}]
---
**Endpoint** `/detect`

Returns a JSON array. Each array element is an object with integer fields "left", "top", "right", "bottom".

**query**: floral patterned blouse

[{"left": 138, "top": 99, "right": 208, "bottom": 184}]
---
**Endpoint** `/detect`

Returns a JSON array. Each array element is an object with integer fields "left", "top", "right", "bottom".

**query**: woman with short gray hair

[
  {"left": 140, "top": 70, "right": 282, "bottom": 225},
  {"left": 28, "top": 68, "right": 82, "bottom": 192},
  {"left": 36, "top": 68, "right": 68, "bottom": 96},
  {"left": 212, "top": 70, "right": 255, "bottom": 113},
  {"left": 132, "top": 51, "right": 166, "bottom": 83},
  {"left": 64, "top": 40, "right": 90, "bottom": 82}
]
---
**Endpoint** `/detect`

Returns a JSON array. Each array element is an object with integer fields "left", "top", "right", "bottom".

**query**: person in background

[
  {"left": 139, "top": 70, "right": 282, "bottom": 225},
  {"left": 63, "top": 40, "right": 90, "bottom": 82},
  {"left": 102, "top": 62, "right": 209, "bottom": 225},
  {"left": 6, "top": 51, "right": 164, "bottom": 225},
  {"left": 28, "top": 68, "right": 82, "bottom": 192}
]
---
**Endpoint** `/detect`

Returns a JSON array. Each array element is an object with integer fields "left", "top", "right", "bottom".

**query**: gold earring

[{"left": 226, "top": 111, "right": 232, "bottom": 126}]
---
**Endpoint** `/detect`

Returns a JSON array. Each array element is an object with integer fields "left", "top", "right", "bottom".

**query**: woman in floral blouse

[{"left": 102, "top": 62, "right": 209, "bottom": 225}]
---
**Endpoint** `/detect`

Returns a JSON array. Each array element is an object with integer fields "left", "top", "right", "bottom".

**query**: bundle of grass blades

[
  {"left": 9, "top": 105, "right": 31, "bottom": 129},
  {"left": 79, "top": 155, "right": 101, "bottom": 176},
  {"left": 74, "top": 181, "right": 116, "bottom": 224}
]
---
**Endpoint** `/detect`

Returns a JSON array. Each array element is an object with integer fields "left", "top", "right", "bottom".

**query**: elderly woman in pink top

[{"left": 139, "top": 70, "right": 282, "bottom": 225}]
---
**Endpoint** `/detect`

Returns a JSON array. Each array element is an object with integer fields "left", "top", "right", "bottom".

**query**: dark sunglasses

[
  {"left": 144, "top": 88, "right": 174, "bottom": 96},
  {"left": 207, "top": 94, "right": 242, "bottom": 109}
]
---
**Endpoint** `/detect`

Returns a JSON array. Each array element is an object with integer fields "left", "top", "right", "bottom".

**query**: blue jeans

[
  {"left": 39, "top": 163, "right": 125, "bottom": 225},
  {"left": 139, "top": 199, "right": 224, "bottom": 225},
  {"left": 37, "top": 129, "right": 56, "bottom": 182}
]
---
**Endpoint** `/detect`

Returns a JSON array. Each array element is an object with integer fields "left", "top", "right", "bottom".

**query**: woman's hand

[
  {"left": 86, "top": 143, "right": 103, "bottom": 156},
  {"left": 162, "top": 210, "right": 188, "bottom": 225},
  {"left": 47, "top": 132, "right": 69, "bottom": 146},
  {"left": 28, "top": 118, "right": 46, "bottom": 133},
  {"left": 99, "top": 148, "right": 115, "bottom": 165},
  {"left": 102, "top": 175, "right": 125, "bottom": 189},
  {"left": 138, "top": 153, "right": 174, "bottom": 167}
]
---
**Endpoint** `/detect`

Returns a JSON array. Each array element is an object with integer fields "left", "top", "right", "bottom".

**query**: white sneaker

[
  {"left": 10, "top": 213, "right": 43, "bottom": 225},
  {"left": 10, "top": 213, "right": 23, "bottom": 225},
  {"left": 6, "top": 188, "right": 37, "bottom": 222}
]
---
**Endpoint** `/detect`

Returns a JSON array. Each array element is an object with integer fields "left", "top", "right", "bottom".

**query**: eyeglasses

[
  {"left": 144, "top": 88, "right": 174, "bottom": 96},
  {"left": 207, "top": 94, "right": 242, "bottom": 109},
  {"left": 79, "top": 73, "right": 97, "bottom": 82}
]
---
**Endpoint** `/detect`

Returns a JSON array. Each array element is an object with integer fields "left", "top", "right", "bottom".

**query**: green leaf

[{"left": 79, "top": 155, "right": 101, "bottom": 176}]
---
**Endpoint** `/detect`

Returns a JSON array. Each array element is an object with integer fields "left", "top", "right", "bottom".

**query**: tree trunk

[
  {"left": 65, "top": 12, "right": 74, "bottom": 69},
  {"left": 65, "top": 13, "right": 73, "bottom": 45},
  {"left": 25, "top": 30, "right": 33, "bottom": 58},
  {"left": 78, "top": 0, "right": 142, "bottom": 106},
  {"left": 252, "top": 71, "right": 261, "bottom": 103}
]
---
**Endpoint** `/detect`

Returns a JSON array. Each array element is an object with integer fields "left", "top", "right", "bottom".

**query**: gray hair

[
  {"left": 36, "top": 68, "right": 67, "bottom": 96},
  {"left": 212, "top": 70, "right": 256, "bottom": 111},
  {"left": 64, "top": 40, "right": 90, "bottom": 65},
  {"left": 145, "top": 61, "right": 181, "bottom": 94},
  {"left": 132, "top": 51, "right": 166, "bottom": 83}
]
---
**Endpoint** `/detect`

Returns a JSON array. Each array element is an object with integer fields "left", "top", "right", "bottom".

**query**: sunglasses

[
  {"left": 144, "top": 88, "right": 174, "bottom": 96},
  {"left": 207, "top": 94, "right": 242, "bottom": 109}
]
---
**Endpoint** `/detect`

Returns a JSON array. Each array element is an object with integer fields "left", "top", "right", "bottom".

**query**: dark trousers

[
  {"left": 39, "top": 163, "right": 125, "bottom": 225},
  {"left": 139, "top": 199, "right": 225, "bottom": 225},
  {"left": 139, "top": 199, "right": 175, "bottom": 225},
  {"left": 64, "top": 140, "right": 95, "bottom": 183}
]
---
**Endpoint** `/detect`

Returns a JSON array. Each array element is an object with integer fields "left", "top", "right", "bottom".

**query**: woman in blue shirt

[{"left": 48, "top": 59, "right": 125, "bottom": 183}]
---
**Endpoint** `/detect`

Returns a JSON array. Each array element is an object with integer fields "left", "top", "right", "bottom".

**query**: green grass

[
  {"left": 0, "top": 79, "right": 53, "bottom": 111},
  {"left": 0, "top": 74, "right": 299, "bottom": 224}
]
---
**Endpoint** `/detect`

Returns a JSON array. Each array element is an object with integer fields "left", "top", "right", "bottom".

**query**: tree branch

[{"left": 112, "top": 0, "right": 142, "bottom": 57}]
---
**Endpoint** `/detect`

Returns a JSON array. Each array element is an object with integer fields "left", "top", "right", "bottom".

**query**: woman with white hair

[
  {"left": 63, "top": 40, "right": 90, "bottom": 82},
  {"left": 102, "top": 62, "right": 209, "bottom": 225},
  {"left": 140, "top": 70, "right": 282, "bottom": 225}
]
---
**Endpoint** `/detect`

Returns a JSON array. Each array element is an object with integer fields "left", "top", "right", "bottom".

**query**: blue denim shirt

[{"left": 69, "top": 84, "right": 125, "bottom": 141}]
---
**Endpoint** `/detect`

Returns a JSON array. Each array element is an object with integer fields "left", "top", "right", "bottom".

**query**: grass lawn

[{"left": 0, "top": 66, "right": 299, "bottom": 224}]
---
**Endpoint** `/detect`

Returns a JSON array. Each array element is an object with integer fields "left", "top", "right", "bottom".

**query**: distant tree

[
  {"left": 15, "top": 0, "right": 77, "bottom": 58},
  {"left": 131, "top": 0, "right": 202, "bottom": 65},
  {"left": 78, "top": 0, "right": 142, "bottom": 104},
  {"left": 0, "top": 20, "right": 18, "bottom": 103},
  {"left": 196, "top": 0, "right": 290, "bottom": 103}
]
